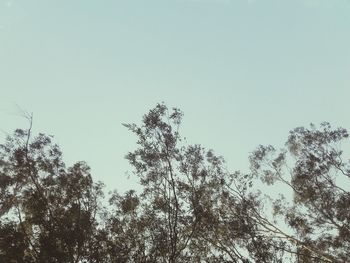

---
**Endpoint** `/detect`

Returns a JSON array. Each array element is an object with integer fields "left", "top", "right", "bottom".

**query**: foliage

[
  {"left": 250, "top": 122, "right": 350, "bottom": 263},
  {"left": 0, "top": 127, "right": 106, "bottom": 262},
  {"left": 1, "top": 104, "right": 349, "bottom": 262}
]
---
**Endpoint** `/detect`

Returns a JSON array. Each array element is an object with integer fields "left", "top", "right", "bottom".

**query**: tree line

[{"left": 1, "top": 103, "right": 349, "bottom": 262}]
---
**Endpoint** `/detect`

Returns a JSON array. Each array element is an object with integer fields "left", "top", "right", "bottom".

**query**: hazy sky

[{"left": 1, "top": 0, "right": 349, "bottom": 192}]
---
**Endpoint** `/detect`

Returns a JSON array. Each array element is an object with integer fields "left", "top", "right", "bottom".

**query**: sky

[{"left": 1, "top": 0, "right": 350, "bottom": 193}]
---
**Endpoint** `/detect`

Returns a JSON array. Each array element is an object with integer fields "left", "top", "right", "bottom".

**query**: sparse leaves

[{"left": 1, "top": 105, "right": 349, "bottom": 263}]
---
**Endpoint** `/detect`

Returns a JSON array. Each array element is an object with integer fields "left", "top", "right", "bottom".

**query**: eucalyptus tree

[
  {"left": 1, "top": 106, "right": 349, "bottom": 263},
  {"left": 107, "top": 103, "right": 286, "bottom": 262},
  {"left": 249, "top": 122, "right": 350, "bottom": 263},
  {"left": 114, "top": 104, "right": 350, "bottom": 263},
  {"left": 0, "top": 120, "right": 107, "bottom": 263}
]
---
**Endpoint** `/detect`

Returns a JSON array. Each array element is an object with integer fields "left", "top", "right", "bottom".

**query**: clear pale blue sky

[{"left": 1, "top": 0, "right": 350, "bottom": 192}]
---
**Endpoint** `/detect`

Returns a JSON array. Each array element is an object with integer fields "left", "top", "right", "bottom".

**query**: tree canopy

[{"left": 1, "top": 104, "right": 349, "bottom": 262}]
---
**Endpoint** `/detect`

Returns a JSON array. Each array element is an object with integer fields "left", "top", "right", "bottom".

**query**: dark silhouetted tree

[
  {"left": 0, "top": 119, "right": 107, "bottom": 262},
  {"left": 107, "top": 104, "right": 290, "bottom": 262},
  {"left": 249, "top": 122, "right": 350, "bottom": 263},
  {"left": 1, "top": 105, "right": 349, "bottom": 263}
]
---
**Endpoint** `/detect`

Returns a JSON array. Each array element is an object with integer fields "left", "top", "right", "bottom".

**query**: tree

[
  {"left": 0, "top": 119, "right": 107, "bottom": 262},
  {"left": 249, "top": 122, "right": 350, "bottom": 262},
  {"left": 108, "top": 104, "right": 291, "bottom": 262},
  {"left": 115, "top": 104, "right": 350, "bottom": 262},
  {"left": 1, "top": 104, "right": 349, "bottom": 262}
]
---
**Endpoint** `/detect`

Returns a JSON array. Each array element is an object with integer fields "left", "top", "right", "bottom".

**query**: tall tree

[
  {"left": 109, "top": 104, "right": 287, "bottom": 262},
  {"left": 116, "top": 104, "right": 350, "bottom": 262},
  {"left": 0, "top": 120, "right": 107, "bottom": 262},
  {"left": 249, "top": 122, "right": 350, "bottom": 262},
  {"left": 1, "top": 105, "right": 349, "bottom": 263}
]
